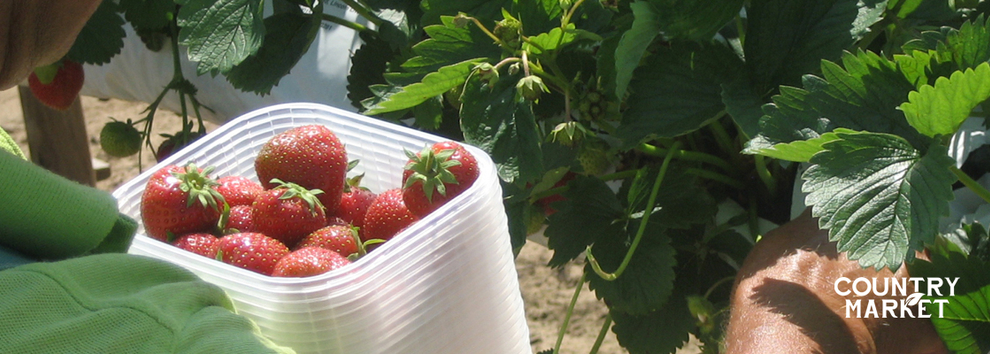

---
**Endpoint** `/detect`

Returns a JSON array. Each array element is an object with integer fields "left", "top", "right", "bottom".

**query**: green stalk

[
  {"left": 708, "top": 118, "right": 744, "bottom": 169},
  {"left": 553, "top": 272, "right": 587, "bottom": 354},
  {"left": 587, "top": 141, "right": 681, "bottom": 281},
  {"left": 337, "top": 0, "right": 382, "bottom": 26},
  {"left": 953, "top": 166, "right": 990, "bottom": 204},
  {"left": 321, "top": 13, "right": 371, "bottom": 33},
  {"left": 636, "top": 143, "right": 735, "bottom": 173},
  {"left": 754, "top": 154, "right": 776, "bottom": 197},
  {"left": 587, "top": 313, "right": 612, "bottom": 354},
  {"left": 685, "top": 168, "right": 745, "bottom": 189}
]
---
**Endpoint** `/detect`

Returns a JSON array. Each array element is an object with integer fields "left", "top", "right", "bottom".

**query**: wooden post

[{"left": 18, "top": 86, "right": 96, "bottom": 186}]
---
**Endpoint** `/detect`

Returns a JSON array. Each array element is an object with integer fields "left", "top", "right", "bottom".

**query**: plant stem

[
  {"left": 754, "top": 154, "right": 776, "bottom": 197},
  {"left": 704, "top": 276, "right": 736, "bottom": 300},
  {"left": 952, "top": 166, "right": 990, "bottom": 204},
  {"left": 553, "top": 272, "right": 586, "bottom": 354},
  {"left": 560, "top": 0, "right": 588, "bottom": 29},
  {"left": 587, "top": 141, "right": 681, "bottom": 281},
  {"left": 321, "top": 13, "right": 371, "bottom": 33},
  {"left": 708, "top": 118, "right": 744, "bottom": 169},
  {"left": 685, "top": 168, "right": 746, "bottom": 189},
  {"left": 469, "top": 17, "right": 508, "bottom": 49},
  {"left": 337, "top": 0, "right": 382, "bottom": 26},
  {"left": 587, "top": 313, "right": 612, "bottom": 354},
  {"left": 636, "top": 143, "right": 735, "bottom": 173}
]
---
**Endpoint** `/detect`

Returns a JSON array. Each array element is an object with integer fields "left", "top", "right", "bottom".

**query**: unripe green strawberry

[
  {"left": 578, "top": 139, "right": 613, "bottom": 176},
  {"left": 493, "top": 14, "right": 522, "bottom": 49},
  {"left": 100, "top": 119, "right": 142, "bottom": 157},
  {"left": 517, "top": 75, "right": 549, "bottom": 101}
]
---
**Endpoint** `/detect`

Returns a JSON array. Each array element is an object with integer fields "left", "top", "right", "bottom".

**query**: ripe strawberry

[
  {"left": 216, "top": 232, "right": 290, "bottom": 276},
  {"left": 361, "top": 188, "right": 418, "bottom": 243},
  {"left": 171, "top": 233, "right": 220, "bottom": 258},
  {"left": 338, "top": 175, "right": 377, "bottom": 229},
  {"left": 401, "top": 141, "right": 479, "bottom": 218},
  {"left": 272, "top": 247, "right": 350, "bottom": 277},
  {"left": 535, "top": 172, "right": 576, "bottom": 216},
  {"left": 27, "top": 59, "right": 84, "bottom": 111},
  {"left": 216, "top": 176, "right": 263, "bottom": 207},
  {"left": 252, "top": 179, "right": 328, "bottom": 247},
  {"left": 99, "top": 118, "right": 142, "bottom": 157},
  {"left": 297, "top": 225, "right": 360, "bottom": 258},
  {"left": 225, "top": 205, "right": 256, "bottom": 233},
  {"left": 140, "top": 163, "right": 225, "bottom": 242},
  {"left": 255, "top": 125, "right": 348, "bottom": 215}
]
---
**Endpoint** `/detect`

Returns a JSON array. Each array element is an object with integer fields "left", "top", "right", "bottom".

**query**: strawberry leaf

[
  {"left": 366, "top": 58, "right": 484, "bottom": 114},
  {"left": 902, "top": 63, "right": 990, "bottom": 138},
  {"left": 743, "top": 128, "right": 849, "bottom": 162},
  {"left": 803, "top": 131, "right": 956, "bottom": 270},
  {"left": 177, "top": 0, "right": 266, "bottom": 75},
  {"left": 544, "top": 176, "right": 624, "bottom": 267},
  {"left": 585, "top": 221, "right": 676, "bottom": 315},
  {"left": 66, "top": 0, "right": 126, "bottom": 65},
  {"left": 225, "top": 10, "right": 322, "bottom": 94},
  {"left": 613, "top": 1, "right": 661, "bottom": 100},
  {"left": 909, "top": 249, "right": 990, "bottom": 353},
  {"left": 119, "top": 0, "right": 175, "bottom": 31},
  {"left": 610, "top": 291, "right": 696, "bottom": 354},
  {"left": 616, "top": 41, "right": 743, "bottom": 147},
  {"left": 460, "top": 72, "right": 544, "bottom": 185}
]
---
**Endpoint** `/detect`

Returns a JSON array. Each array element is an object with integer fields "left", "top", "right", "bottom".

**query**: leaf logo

[{"left": 905, "top": 292, "right": 924, "bottom": 307}]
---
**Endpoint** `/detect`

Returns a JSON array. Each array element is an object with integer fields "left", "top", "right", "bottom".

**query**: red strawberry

[
  {"left": 140, "top": 162, "right": 225, "bottom": 242},
  {"left": 255, "top": 125, "right": 348, "bottom": 215},
  {"left": 216, "top": 232, "right": 290, "bottom": 275},
  {"left": 252, "top": 179, "right": 328, "bottom": 247},
  {"left": 297, "top": 225, "right": 360, "bottom": 258},
  {"left": 216, "top": 176, "right": 263, "bottom": 207},
  {"left": 402, "top": 141, "right": 479, "bottom": 218},
  {"left": 272, "top": 247, "right": 350, "bottom": 277},
  {"left": 536, "top": 172, "right": 577, "bottom": 216},
  {"left": 225, "top": 205, "right": 256, "bottom": 233},
  {"left": 28, "top": 59, "right": 84, "bottom": 111},
  {"left": 361, "top": 188, "right": 418, "bottom": 243},
  {"left": 171, "top": 233, "right": 220, "bottom": 258},
  {"left": 338, "top": 175, "right": 377, "bottom": 229}
]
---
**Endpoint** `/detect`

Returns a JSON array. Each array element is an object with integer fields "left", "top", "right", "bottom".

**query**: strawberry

[
  {"left": 99, "top": 118, "right": 142, "bottom": 157},
  {"left": 225, "top": 205, "right": 256, "bottom": 233},
  {"left": 215, "top": 176, "right": 263, "bottom": 207},
  {"left": 255, "top": 125, "right": 348, "bottom": 215},
  {"left": 27, "top": 59, "right": 84, "bottom": 111},
  {"left": 155, "top": 129, "right": 205, "bottom": 162},
  {"left": 338, "top": 175, "right": 377, "bottom": 229},
  {"left": 361, "top": 188, "right": 418, "bottom": 243},
  {"left": 297, "top": 225, "right": 360, "bottom": 258},
  {"left": 401, "top": 141, "right": 479, "bottom": 218},
  {"left": 140, "top": 162, "right": 225, "bottom": 242},
  {"left": 171, "top": 233, "right": 220, "bottom": 258},
  {"left": 252, "top": 179, "right": 328, "bottom": 247},
  {"left": 216, "top": 232, "right": 290, "bottom": 276},
  {"left": 272, "top": 247, "right": 350, "bottom": 277}
]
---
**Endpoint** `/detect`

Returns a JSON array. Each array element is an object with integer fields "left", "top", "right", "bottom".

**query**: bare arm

[
  {"left": 0, "top": 0, "right": 101, "bottom": 90},
  {"left": 724, "top": 209, "right": 948, "bottom": 354}
]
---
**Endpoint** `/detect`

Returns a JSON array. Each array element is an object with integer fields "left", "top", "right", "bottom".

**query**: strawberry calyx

[
  {"left": 32, "top": 62, "right": 62, "bottom": 85},
  {"left": 403, "top": 146, "right": 462, "bottom": 203},
  {"left": 270, "top": 178, "right": 325, "bottom": 216},
  {"left": 171, "top": 162, "right": 226, "bottom": 212}
]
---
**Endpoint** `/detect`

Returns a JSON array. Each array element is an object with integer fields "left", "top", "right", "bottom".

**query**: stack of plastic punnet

[{"left": 112, "top": 103, "right": 532, "bottom": 354}]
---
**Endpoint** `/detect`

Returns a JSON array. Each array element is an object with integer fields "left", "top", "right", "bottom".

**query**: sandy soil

[{"left": 0, "top": 88, "right": 706, "bottom": 354}]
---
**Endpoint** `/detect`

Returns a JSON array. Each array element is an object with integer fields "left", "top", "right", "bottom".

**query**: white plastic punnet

[{"left": 113, "top": 103, "right": 532, "bottom": 354}]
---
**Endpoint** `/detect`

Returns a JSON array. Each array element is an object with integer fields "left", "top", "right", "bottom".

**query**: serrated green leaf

[
  {"left": 412, "top": 95, "right": 444, "bottom": 130},
  {"left": 544, "top": 176, "right": 625, "bottom": 267},
  {"left": 119, "top": 0, "right": 175, "bottom": 31},
  {"left": 460, "top": 72, "right": 544, "bottom": 185},
  {"left": 943, "top": 16, "right": 990, "bottom": 69},
  {"left": 511, "top": 0, "right": 563, "bottom": 36},
  {"left": 524, "top": 23, "right": 599, "bottom": 56},
  {"left": 611, "top": 294, "right": 696, "bottom": 354},
  {"left": 803, "top": 131, "right": 956, "bottom": 270},
  {"left": 625, "top": 167, "right": 717, "bottom": 230},
  {"left": 646, "top": 0, "right": 745, "bottom": 41},
  {"left": 744, "top": 0, "right": 885, "bottom": 92},
  {"left": 614, "top": 1, "right": 660, "bottom": 100},
  {"left": 421, "top": 0, "right": 510, "bottom": 25},
  {"left": 902, "top": 63, "right": 990, "bottom": 137},
  {"left": 225, "top": 11, "right": 320, "bottom": 94},
  {"left": 909, "top": 250, "right": 990, "bottom": 353},
  {"left": 401, "top": 20, "right": 501, "bottom": 74},
  {"left": 366, "top": 59, "right": 483, "bottom": 114},
  {"left": 348, "top": 32, "right": 395, "bottom": 110},
  {"left": 586, "top": 223, "right": 676, "bottom": 315},
  {"left": 177, "top": 0, "right": 265, "bottom": 75},
  {"left": 743, "top": 128, "right": 851, "bottom": 162},
  {"left": 721, "top": 75, "right": 768, "bottom": 139},
  {"left": 617, "top": 41, "right": 743, "bottom": 148},
  {"left": 894, "top": 49, "right": 957, "bottom": 88},
  {"left": 66, "top": 1, "right": 126, "bottom": 65}
]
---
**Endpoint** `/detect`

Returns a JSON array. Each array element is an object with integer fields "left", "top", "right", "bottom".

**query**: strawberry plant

[{"left": 341, "top": 0, "right": 990, "bottom": 352}]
